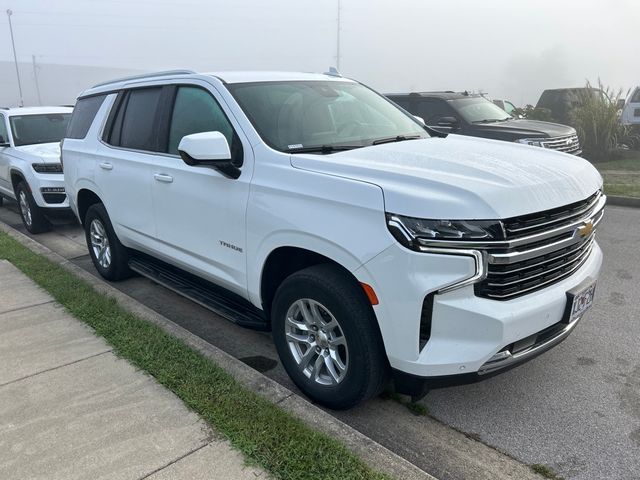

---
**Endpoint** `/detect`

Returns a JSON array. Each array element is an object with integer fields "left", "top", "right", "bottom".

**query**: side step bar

[{"left": 128, "top": 254, "right": 269, "bottom": 330}]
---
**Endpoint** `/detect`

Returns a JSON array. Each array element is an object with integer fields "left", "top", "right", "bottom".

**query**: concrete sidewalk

[{"left": 0, "top": 260, "right": 267, "bottom": 480}]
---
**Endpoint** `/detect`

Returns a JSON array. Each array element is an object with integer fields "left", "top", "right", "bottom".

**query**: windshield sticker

[{"left": 288, "top": 144, "right": 304, "bottom": 149}]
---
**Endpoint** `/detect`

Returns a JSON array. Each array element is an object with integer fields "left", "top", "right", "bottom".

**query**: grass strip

[{"left": 0, "top": 230, "right": 389, "bottom": 480}]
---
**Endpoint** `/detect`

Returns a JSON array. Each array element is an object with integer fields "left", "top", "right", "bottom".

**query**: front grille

[
  {"left": 503, "top": 191, "right": 600, "bottom": 239},
  {"left": 475, "top": 191, "right": 604, "bottom": 300},
  {"left": 541, "top": 133, "right": 581, "bottom": 155}
]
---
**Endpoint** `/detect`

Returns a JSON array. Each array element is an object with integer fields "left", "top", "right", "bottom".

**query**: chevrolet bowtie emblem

[{"left": 578, "top": 220, "right": 594, "bottom": 238}]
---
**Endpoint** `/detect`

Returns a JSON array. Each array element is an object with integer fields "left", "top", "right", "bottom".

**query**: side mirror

[
  {"left": 178, "top": 131, "right": 240, "bottom": 179},
  {"left": 178, "top": 131, "right": 231, "bottom": 165},
  {"left": 413, "top": 115, "right": 426, "bottom": 126}
]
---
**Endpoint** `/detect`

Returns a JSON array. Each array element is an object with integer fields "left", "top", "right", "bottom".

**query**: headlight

[
  {"left": 387, "top": 213, "right": 504, "bottom": 249},
  {"left": 32, "top": 163, "right": 63, "bottom": 174},
  {"left": 516, "top": 138, "right": 545, "bottom": 147}
]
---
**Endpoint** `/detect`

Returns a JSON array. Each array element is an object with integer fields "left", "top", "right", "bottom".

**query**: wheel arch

[
  {"left": 76, "top": 188, "right": 104, "bottom": 226},
  {"left": 9, "top": 168, "right": 27, "bottom": 193}
]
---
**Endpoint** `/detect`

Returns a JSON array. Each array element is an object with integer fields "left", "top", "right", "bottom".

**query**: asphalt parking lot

[{"left": 1, "top": 201, "right": 638, "bottom": 480}]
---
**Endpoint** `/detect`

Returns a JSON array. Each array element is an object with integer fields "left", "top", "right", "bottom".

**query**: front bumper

[
  {"left": 29, "top": 173, "right": 70, "bottom": 209},
  {"left": 354, "top": 240, "right": 603, "bottom": 381}
]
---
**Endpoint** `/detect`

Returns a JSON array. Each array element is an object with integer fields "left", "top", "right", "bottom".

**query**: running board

[{"left": 128, "top": 254, "right": 269, "bottom": 330}]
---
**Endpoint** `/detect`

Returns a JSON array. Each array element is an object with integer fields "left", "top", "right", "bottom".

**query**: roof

[
  {"left": 210, "top": 71, "right": 352, "bottom": 84},
  {"left": 2, "top": 106, "right": 73, "bottom": 116},
  {"left": 83, "top": 70, "right": 354, "bottom": 97},
  {"left": 386, "top": 91, "right": 482, "bottom": 100}
]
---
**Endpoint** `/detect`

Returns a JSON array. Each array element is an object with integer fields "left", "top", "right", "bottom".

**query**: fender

[{"left": 247, "top": 230, "right": 393, "bottom": 307}]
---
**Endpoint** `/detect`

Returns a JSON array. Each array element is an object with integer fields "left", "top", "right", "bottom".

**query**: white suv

[
  {"left": 63, "top": 70, "right": 604, "bottom": 409},
  {"left": 0, "top": 106, "right": 73, "bottom": 233}
]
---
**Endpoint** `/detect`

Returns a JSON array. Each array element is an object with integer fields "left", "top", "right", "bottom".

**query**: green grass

[
  {"left": 530, "top": 463, "right": 564, "bottom": 479},
  {"left": 0, "top": 231, "right": 389, "bottom": 480},
  {"left": 591, "top": 153, "right": 640, "bottom": 198},
  {"left": 595, "top": 156, "right": 640, "bottom": 172}
]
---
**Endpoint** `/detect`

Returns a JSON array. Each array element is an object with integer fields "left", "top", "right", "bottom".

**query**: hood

[
  {"left": 14, "top": 143, "right": 61, "bottom": 164},
  {"left": 290, "top": 135, "right": 602, "bottom": 220},
  {"left": 473, "top": 119, "right": 575, "bottom": 139}
]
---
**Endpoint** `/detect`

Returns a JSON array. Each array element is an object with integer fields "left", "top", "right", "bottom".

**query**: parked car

[
  {"left": 63, "top": 70, "right": 604, "bottom": 409},
  {"left": 492, "top": 98, "right": 518, "bottom": 116},
  {"left": 621, "top": 86, "right": 640, "bottom": 126},
  {"left": 535, "top": 87, "right": 607, "bottom": 125},
  {"left": 386, "top": 91, "right": 582, "bottom": 155},
  {"left": 0, "top": 106, "right": 73, "bottom": 233}
]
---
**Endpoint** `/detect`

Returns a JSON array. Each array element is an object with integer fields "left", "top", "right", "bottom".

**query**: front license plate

[{"left": 567, "top": 281, "right": 596, "bottom": 322}]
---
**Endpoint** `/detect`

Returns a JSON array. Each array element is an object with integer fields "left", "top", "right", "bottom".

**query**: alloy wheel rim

[
  {"left": 285, "top": 298, "right": 349, "bottom": 386},
  {"left": 19, "top": 191, "right": 32, "bottom": 227},
  {"left": 89, "top": 219, "right": 111, "bottom": 269}
]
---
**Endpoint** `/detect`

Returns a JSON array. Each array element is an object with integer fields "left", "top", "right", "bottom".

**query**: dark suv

[
  {"left": 536, "top": 87, "right": 607, "bottom": 125},
  {"left": 387, "top": 91, "right": 581, "bottom": 156}
]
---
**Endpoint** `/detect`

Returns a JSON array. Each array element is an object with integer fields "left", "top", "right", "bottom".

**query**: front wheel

[
  {"left": 272, "top": 264, "right": 388, "bottom": 409},
  {"left": 84, "top": 203, "right": 131, "bottom": 281},
  {"left": 16, "top": 181, "right": 50, "bottom": 234}
]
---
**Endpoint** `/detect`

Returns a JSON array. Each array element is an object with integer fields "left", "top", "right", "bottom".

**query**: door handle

[
  {"left": 153, "top": 173, "right": 173, "bottom": 183},
  {"left": 99, "top": 162, "right": 113, "bottom": 171}
]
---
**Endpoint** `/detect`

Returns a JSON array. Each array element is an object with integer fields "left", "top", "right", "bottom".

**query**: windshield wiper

[
  {"left": 284, "top": 145, "right": 361, "bottom": 154},
  {"left": 372, "top": 134, "right": 422, "bottom": 145}
]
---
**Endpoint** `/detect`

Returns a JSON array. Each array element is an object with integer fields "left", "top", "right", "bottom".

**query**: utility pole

[
  {"left": 336, "top": 0, "right": 341, "bottom": 71},
  {"left": 6, "top": 9, "right": 24, "bottom": 107},
  {"left": 32, "top": 55, "right": 42, "bottom": 106}
]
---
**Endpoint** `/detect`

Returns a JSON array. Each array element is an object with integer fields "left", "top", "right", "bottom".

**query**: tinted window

[
  {"left": 9, "top": 114, "right": 71, "bottom": 146},
  {"left": 416, "top": 99, "right": 456, "bottom": 124},
  {"left": 168, "top": 86, "right": 234, "bottom": 155},
  {"left": 390, "top": 97, "right": 411, "bottom": 109},
  {"left": 0, "top": 116, "right": 8, "bottom": 144},
  {"left": 631, "top": 89, "right": 640, "bottom": 103},
  {"left": 67, "top": 95, "right": 106, "bottom": 139},
  {"left": 113, "top": 88, "right": 162, "bottom": 151}
]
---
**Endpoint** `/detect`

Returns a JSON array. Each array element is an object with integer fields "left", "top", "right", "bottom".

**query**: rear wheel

[
  {"left": 272, "top": 264, "right": 388, "bottom": 409},
  {"left": 16, "top": 181, "right": 50, "bottom": 234},
  {"left": 84, "top": 203, "right": 131, "bottom": 281}
]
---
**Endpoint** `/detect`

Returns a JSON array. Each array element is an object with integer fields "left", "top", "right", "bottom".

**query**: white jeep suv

[
  {"left": 0, "top": 106, "right": 73, "bottom": 233},
  {"left": 63, "top": 70, "right": 604, "bottom": 409}
]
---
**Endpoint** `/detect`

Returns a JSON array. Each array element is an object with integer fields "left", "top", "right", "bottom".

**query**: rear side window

[
  {"left": 632, "top": 89, "right": 640, "bottom": 103},
  {"left": 66, "top": 95, "right": 106, "bottom": 139},
  {"left": 108, "top": 87, "right": 162, "bottom": 151},
  {"left": 167, "top": 86, "right": 234, "bottom": 155}
]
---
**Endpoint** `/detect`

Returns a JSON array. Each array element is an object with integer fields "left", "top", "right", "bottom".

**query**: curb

[
  {"left": 0, "top": 221, "right": 435, "bottom": 480},
  {"left": 607, "top": 195, "right": 640, "bottom": 208}
]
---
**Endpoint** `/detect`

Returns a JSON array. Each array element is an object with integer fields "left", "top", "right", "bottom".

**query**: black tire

[
  {"left": 272, "top": 264, "right": 388, "bottom": 409},
  {"left": 84, "top": 203, "right": 131, "bottom": 281},
  {"left": 16, "top": 181, "right": 50, "bottom": 234}
]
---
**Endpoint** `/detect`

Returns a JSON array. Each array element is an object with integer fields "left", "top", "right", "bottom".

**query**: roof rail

[{"left": 92, "top": 69, "right": 197, "bottom": 88}]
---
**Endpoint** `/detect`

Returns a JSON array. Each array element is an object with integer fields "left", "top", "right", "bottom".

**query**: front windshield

[
  {"left": 449, "top": 97, "right": 512, "bottom": 123},
  {"left": 228, "top": 80, "right": 428, "bottom": 152},
  {"left": 9, "top": 113, "right": 71, "bottom": 147}
]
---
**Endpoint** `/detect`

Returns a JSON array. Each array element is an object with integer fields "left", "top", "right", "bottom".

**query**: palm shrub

[{"left": 570, "top": 80, "right": 627, "bottom": 162}]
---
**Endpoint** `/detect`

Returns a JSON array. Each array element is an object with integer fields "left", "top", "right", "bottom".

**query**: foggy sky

[{"left": 0, "top": 0, "right": 638, "bottom": 107}]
